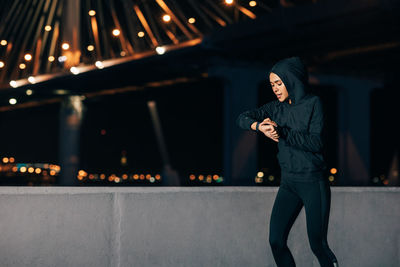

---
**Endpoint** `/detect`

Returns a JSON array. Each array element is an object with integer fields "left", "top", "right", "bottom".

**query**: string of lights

[{"left": 0, "top": 0, "right": 277, "bottom": 91}]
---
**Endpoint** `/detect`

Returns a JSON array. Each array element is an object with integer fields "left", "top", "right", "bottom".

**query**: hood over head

[{"left": 268, "top": 56, "right": 309, "bottom": 105}]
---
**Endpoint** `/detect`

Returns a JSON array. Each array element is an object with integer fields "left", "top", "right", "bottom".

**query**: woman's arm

[
  {"left": 236, "top": 101, "right": 275, "bottom": 131},
  {"left": 277, "top": 98, "right": 325, "bottom": 152}
]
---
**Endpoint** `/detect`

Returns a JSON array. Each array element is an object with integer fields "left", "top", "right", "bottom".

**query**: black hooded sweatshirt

[{"left": 236, "top": 56, "right": 327, "bottom": 181}]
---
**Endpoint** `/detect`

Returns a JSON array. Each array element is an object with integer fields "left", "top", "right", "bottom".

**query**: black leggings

[{"left": 269, "top": 178, "right": 338, "bottom": 267}]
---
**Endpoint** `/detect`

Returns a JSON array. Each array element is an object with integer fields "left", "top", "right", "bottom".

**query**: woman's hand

[{"left": 259, "top": 118, "right": 279, "bottom": 142}]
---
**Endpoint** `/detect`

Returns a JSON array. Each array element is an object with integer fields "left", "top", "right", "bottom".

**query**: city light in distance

[
  {"left": 26, "top": 89, "right": 33, "bottom": 95},
  {"left": 188, "top": 17, "right": 196, "bottom": 24},
  {"left": 87, "top": 45, "right": 94, "bottom": 51},
  {"left": 112, "top": 29, "right": 120, "bottom": 36},
  {"left": 330, "top": 168, "right": 337, "bottom": 174},
  {"left": 138, "top": 31, "right": 145, "bottom": 37},
  {"left": 44, "top": 25, "right": 52, "bottom": 31},
  {"left": 9, "top": 98, "right": 17, "bottom": 105},
  {"left": 48, "top": 56, "right": 55, "bottom": 62},
  {"left": 88, "top": 10, "right": 96, "bottom": 16},
  {"left": 19, "top": 63, "right": 26, "bottom": 69},
  {"left": 162, "top": 14, "right": 171, "bottom": 22},
  {"left": 225, "top": 0, "right": 234, "bottom": 5},
  {"left": 0, "top": 40, "right": 7, "bottom": 46},
  {"left": 0, "top": 61, "right": 4, "bottom": 68}
]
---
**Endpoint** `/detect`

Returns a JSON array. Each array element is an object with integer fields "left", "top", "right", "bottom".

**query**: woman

[{"left": 236, "top": 56, "right": 339, "bottom": 267}]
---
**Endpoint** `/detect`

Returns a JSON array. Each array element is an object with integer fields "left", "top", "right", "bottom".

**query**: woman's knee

[{"left": 269, "top": 235, "right": 286, "bottom": 251}]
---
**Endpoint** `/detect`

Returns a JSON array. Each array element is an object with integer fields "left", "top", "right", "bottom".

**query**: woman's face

[{"left": 269, "top": 72, "right": 289, "bottom": 102}]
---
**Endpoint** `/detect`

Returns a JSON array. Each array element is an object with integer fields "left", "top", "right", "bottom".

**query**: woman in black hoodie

[{"left": 236, "top": 57, "right": 338, "bottom": 267}]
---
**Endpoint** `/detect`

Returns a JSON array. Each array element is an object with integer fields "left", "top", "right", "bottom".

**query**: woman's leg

[
  {"left": 269, "top": 181, "right": 303, "bottom": 267},
  {"left": 297, "top": 179, "right": 338, "bottom": 267}
]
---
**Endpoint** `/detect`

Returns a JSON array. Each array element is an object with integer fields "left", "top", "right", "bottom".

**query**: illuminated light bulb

[
  {"left": 62, "top": 42, "right": 70, "bottom": 50},
  {"left": 225, "top": 0, "right": 234, "bottom": 5},
  {"left": 155, "top": 46, "right": 165, "bottom": 55},
  {"left": 44, "top": 25, "right": 52, "bottom": 31},
  {"left": 26, "top": 89, "right": 33, "bottom": 95},
  {"left": 28, "top": 167, "right": 35, "bottom": 173},
  {"left": 58, "top": 55, "right": 67, "bottom": 62},
  {"left": 330, "top": 168, "right": 337, "bottom": 174},
  {"left": 249, "top": 1, "right": 257, "bottom": 7},
  {"left": 28, "top": 76, "right": 36, "bottom": 84},
  {"left": 257, "top": 171, "right": 264, "bottom": 178},
  {"left": 112, "top": 29, "right": 120, "bottom": 36},
  {"left": 88, "top": 10, "right": 96, "bottom": 16},
  {"left": 20, "top": 166, "right": 27, "bottom": 173},
  {"left": 138, "top": 31, "right": 145, "bottom": 37},
  {"left": 87, "top": 45, "right": 94, "bottom": 51},
  {"left": 70, "top": 66, "right": 79, "bottom": 75},
  {"left": 188, "top": 17, "right": 196, "bottom": 24},
  {"left": 35, "top": 168, "right": 41, "bottom": 174},
  {"left": 0, "top": 61, "right": 4, "bottom": 68},
  {"left": 162, "top": 14, "right": 171, "bottom": 22},
  {"left": 19, "top": 63, "right": 26, "bottom": 69},
  {"left": 10, "top": 80, "right": 17, "bottom": 88},
  {"left": 9, "top": 98, "right": 17, "bottom": 105},
  {"left": 24, "top": 54, "right": 32, "bottom": 61},
  {"left": 48, "top": 56, "right": 55, "bottom": 62},
  {"left": 95, "top": 61, "right": 104, "bottom": 69},
  {"left": 2, "top": 157, "right": 8, "bottom": 163},
  {"left": 0, "top": 40, "right": 7, "bottom": 46}
]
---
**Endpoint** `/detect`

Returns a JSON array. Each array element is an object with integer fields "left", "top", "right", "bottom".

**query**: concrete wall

[{"left": 0, "top": 186, "right": 399, "bottom": 267}]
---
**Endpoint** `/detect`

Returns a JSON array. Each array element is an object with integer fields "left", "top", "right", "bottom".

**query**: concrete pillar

[
  {"left": 209, "top": 61, "right": 270, "bottom": 185},
  {"left": 310, "top": 74, "right": 381, "bottom": 185},
  {"left": 58, "top": 95, "right": 85, "bottom": 185}
]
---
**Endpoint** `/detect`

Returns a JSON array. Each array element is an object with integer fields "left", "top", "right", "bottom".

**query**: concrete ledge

[{"left": 0, "top": 186, "right": 399, "bottom": 267}]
